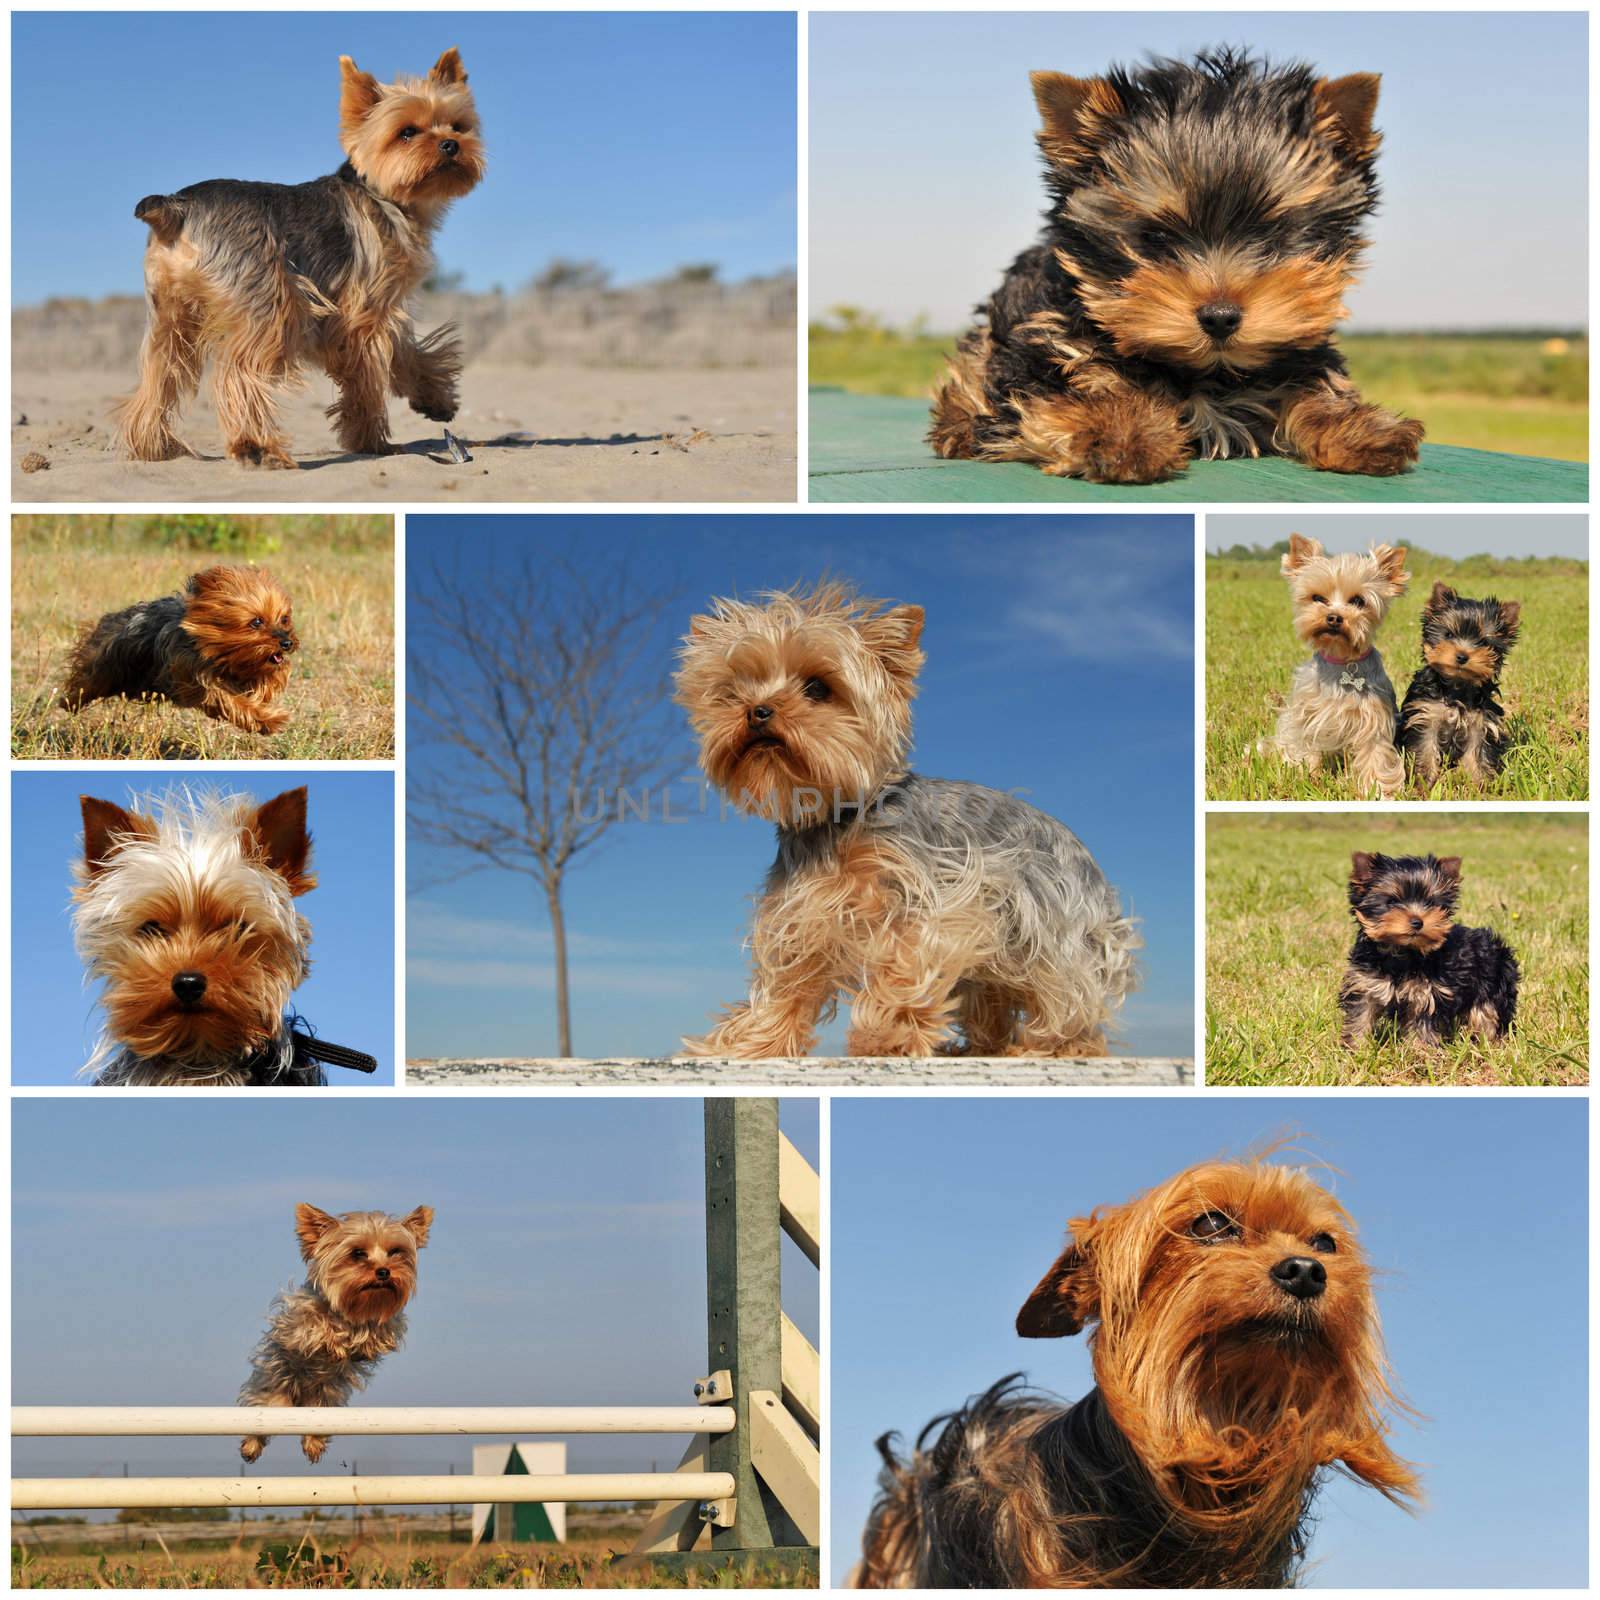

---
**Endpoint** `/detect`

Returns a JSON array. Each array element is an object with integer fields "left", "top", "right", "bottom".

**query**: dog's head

[
  {"left": 1032, "top": 49, "right": 1380, "bottom": 374},
  {"left": 296, "top": 1203, "right": 433, "bottom": 1324},
  {"left": 1281, "top": 533, "right": 1408, "bottom": 662},
  {"left": 1419, "top": 582, "right": 1520, "bottom": 686}
]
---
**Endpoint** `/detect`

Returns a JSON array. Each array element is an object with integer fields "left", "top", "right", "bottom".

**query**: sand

[{"left": 12, "top": 361, "right": 797, "bottom": 503}]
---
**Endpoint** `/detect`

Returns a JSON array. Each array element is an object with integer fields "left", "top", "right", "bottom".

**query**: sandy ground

[{"left": 12, "top": 361, "right": 797, "bottom": 503}]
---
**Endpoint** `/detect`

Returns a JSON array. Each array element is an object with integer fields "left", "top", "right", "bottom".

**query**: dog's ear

[
  {"left": 295, "top": 1203, "right": 341, "bottom": 1259},
  {"left": 857, "top": 604, "right": 926, "bottom": 692},
  {"left": 1314, "top": 73, "right": 1382, "bottom": 159},
  {"left": 80, "top": 796, "right": 156, "bottom": 875},
  {"left": 1016, "top": 1235, "right": 1097, "bottom": 1338},
  {"left": 245, "top": 788, "right": 316, "bottom": 897},
  {"left": 1434, "top": 856, "right": 1462, "bottom": 886},
  {"left": 1496, "top": 599, "right": 1521, "bottom": 642},
  {"left": 1426, "top": 580, "right": 1457, "bottom": 611},
  {"left": 1030, "top": 71, "right": 1124, "bottom": 165},
  {"left": 430, "top": 47, "right": 466, "bottom": 85},
  {"left": 1281, "top": 532, "right": 1323, "bottom": 576},
  {"left": 1372, "top": 544, "right": 1410, "bottom": 596},
  {"left": 339, "top": 55, "right": 382, "bottom": 131},
  {"left": 402, "top": 1206, "right": 434, "bottom": 1248},
  {"left": 1350, "top": 850, "right": 1378, "bottom": 888}
]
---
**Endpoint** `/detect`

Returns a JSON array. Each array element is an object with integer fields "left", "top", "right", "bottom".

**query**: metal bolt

[
  {"left": 697, "top": 1501, "right": 715, "bottom": 1522},
  {"left": 693, "top": 1382, "right": 705, "bottom": 1397},
  {"left": 706, "top": 1380, "right": 718, "bottom": 1396}
]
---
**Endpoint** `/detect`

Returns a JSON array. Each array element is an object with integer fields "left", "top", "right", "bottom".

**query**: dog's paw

[
  {"left": 411, "top": 399, "right": 458, "bottom": 423},
  {"left": 240, "top": 1435, "right": 265, "bottom": 1463},
  {"left": 301, "top": 1434, "right": 329, "bottom": 1464},
  {"left": 1302, "top": 411, "right": 1423, "bottom": 477},
  {"left": 1069, "top": 396, "right": 1191, "bottom": 485},
  {"left": 229, "top": 440, "right": 297, "bottom": 471}
]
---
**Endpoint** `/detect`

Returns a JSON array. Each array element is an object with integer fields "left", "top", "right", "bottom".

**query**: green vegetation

[
  {"left": 1206, "top": 546, "right": 1588, "bottom": 801},
  {"left": 809, "top": 314, "right": 1589, "bottom": 460},
  {"left": 1205, "top": 813, "right": 1588, "bottom": 1087}
]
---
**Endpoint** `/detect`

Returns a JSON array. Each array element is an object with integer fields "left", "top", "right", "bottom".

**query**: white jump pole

[
  {"left": 13, "top": 1472, "right": 738, "bottom": 1512},
  {"left": 13, "top": 1406, "right": 735, "bottom": 1438}
]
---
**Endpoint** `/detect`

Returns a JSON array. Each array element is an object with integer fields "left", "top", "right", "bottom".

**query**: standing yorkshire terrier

[
  {"left": 61, "top": 566, "right": 297, "bottom": 735},
  {"left": 930, "top": 50, "right": 1423, "bottom": 483},
  {"left": 857, "top": 1158, "right": 1418, "bottom": 1587},
  {"left": 72, "top": 786, "right": 342, "bottom": 1085},
  {"left": 116, "top": 49, "right": 484, "bottom": 468},
  {"left": 1398, "top": 583, "right": 1521, "bottom": 788},
  {"left": 1340, "top": 850, "right": 1518, "bottom": 1047},
  {"left": 675, "top": 583, "right": 1138, "bottom": 1059},
  {"left": 1266, "top": 533, "right": 1409, "bottom": 798},
  {"left": 240, "top": 1202, "right": 432, "bottom": 1464}
]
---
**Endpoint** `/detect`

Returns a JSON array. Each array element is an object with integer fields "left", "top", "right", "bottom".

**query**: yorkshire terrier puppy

[
  {"left": 1398, "top": 583, "right": 1520, "bottom": 788},
  {"left": 116, "top": 49, "right": 484, "bottom": 468},
  {"left": 1340, "top": 850, "right": 1518, "bottom": 1047},
  {"left": 1265, "top": 533, "right": 1409, "bottom": 797},
  {"left": 240, "top": 1202, "right": 432, "bottom": 1464},
  {"left": 72, "top": 787, "right": 323, "bottom": 1085},
  {"left": 61, "top": 566, "right": 297, "bottom": 735},
  {"left": 930, "top": 50, "right": 1423, "bottom": 483},
  {"left": 858, "top": 1157, "right": 1418, "bottom": 1588},
  {"left": 674, "top": 583, "right": 1139, "bottom": 1059}
]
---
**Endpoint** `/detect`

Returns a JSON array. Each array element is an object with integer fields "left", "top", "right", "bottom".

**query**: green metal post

[{"left": 703, "top": 1097, "right": 802, "bottom": 1551}]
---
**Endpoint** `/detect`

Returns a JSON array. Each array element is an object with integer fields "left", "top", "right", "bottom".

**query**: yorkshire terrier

[
  {"left": 116, "top": 49, "right": 485, "bottom": 468},
  {"left": 71, "top": 786, "right": 371, "bottom": 1085},
  {"left": 857, "top": 1157, "right": 1418, "bottom": 1588},
  {"left": 930, "top": 49, "right": 1423, "bottom": 483},
  {"left": 240, "top": 1202, "right": 432, "bottom": 1464},
  {"left": 1398, "top": 583, "right": 1521, "bottom": 788},
  {"left": 1265, "top": 533, "right": 1409, "bottom": 797},
  {"left": 674, "top": 583, "right": 1139, "bottom": 1059},
  {"left": 1340, "top": 850, "right": 1519, "bottom": 1047},
  {"left": 61, "top": 566, "right": 297, "bottom": 735}
]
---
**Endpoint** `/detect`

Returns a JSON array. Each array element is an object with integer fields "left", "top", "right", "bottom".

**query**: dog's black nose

[
  {"left": 1455, "top": 651, "right": 1469, "bottom": 664},
  {"left": 1409, "top": 916, "right": 1424, "bottom": 931},
  {"left": 439, "top": 138, "right": 460, "bottom": 158},
  {"left": 1325, "top": 612, "right": 1342, "bottom": 629},
  {"left": 1270, "top": 1256, "right": 1327, "bottom": 1300},
  {"left": 749, "top": 704, "right": 775, "bottom": 725},
  {"left": 375, "top": 1266, "right": 391, "bottom": 1281},
  {"left": 171, "top": 971, "right": 207, "bottom": 1005},
  {"left": 1196, "top": 301, "right": 1244, "bottom": 340}
]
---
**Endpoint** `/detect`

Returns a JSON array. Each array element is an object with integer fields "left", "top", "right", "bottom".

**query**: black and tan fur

[
  {"left": 1340, "top": 851, "right": 1518, "bottom": 1047},
  {"left": 116, "top": 49, "right": 484, "bottom": 468},
  {"left": 1398, "top": 583, "right": 1520, "bottom": 788},
  {"left": 930, "top": 50, "right": 1423, "bottom": 483}
]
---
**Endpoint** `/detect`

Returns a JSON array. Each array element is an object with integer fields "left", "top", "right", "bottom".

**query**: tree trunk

[{"left": 546, "top": 878, "right": 573, "bottom": 1057}]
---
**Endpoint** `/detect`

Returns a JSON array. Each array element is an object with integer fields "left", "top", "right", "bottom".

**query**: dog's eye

[
  {"left": 399, "top": 126, "right": 420, "bottom": 141},
  {"left": 1349, "top": 595, "right": 1366, "bottom": 609},
  {"left": 1139, "top": 224, "right": 1179, "bottom": 254},
  {"left": 249, "top": 616, "right": 263, "bottom": 628},
  {"left": 1310, "top": 593, "right": 1327, "bottom": 605},
  {"left": 351, "top": 1248, "right": 367, "bottom": 1261},
  {"left": 1308, "top": 1232, "right": 1338, "bottom": 1253},
  {"left": 1189, "top": 1210, "right": 1240, "bottom": 1242},
  {"left": 802, "top": 677, "right": 832, "bottom": 702},
  {"left": 137, "top": 920, "right": 166, "bottom": 940}
]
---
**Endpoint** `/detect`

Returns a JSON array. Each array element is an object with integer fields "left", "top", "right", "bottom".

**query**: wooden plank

[
  {"left": 780, "top": 1315, "right": 820, "bottom": 1440},
  {"left": 747, "top": 1390, "right": 820, "bottom": 1546},
  {"left": 627, "top": 1436, "right": 711, "bottom": 1557},
  {"left": 807, "top": 390, "right": 1588, "bottom": 504},
  {"left": 777, "top": 1134, "right": 820, "bottom": 1266}
]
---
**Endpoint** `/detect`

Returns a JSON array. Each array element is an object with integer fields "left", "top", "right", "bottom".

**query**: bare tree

[{"left": 407, "top": 555, "right": 682, "bottom": 1056}]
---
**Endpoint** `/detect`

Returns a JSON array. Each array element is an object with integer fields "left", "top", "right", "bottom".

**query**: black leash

[{"left": 291, "top": 1029, "right": 378, "bottom": 1075}]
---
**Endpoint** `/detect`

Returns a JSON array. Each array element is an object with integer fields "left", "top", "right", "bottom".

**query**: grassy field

[
  {"left": 808, "top": 324, "right": 1589, "bottom": 461},
  {"left": 1206, "top": 548, "right": 1588, "bottom": 800},
  {"left": 11, "top": 1527, "right": 814, "bottom": 1589},
  {"left": 12, "top": 515, "right": 394, "bottom": 760},
  {"left": 1205, "top": 813, "right": 1588, "bottom": 1087}
]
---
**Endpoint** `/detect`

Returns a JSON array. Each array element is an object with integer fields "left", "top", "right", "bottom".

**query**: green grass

[
  {"left": 12, "top": 515, "right": 394, "bottom": 761},
  {"left": 808, "top": 325, "right": 1589, "bottom": 461},
  {"left": 1206, "top": 548, "right": 1588, "bottom": 800},
  {"left": 1205, "top": 813, "right": 1588, "bottom": 1087}
]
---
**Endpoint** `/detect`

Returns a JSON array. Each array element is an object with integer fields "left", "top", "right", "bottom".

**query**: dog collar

[{"left": 1318, "top": 648, "right": 1372, "bottom": 666}]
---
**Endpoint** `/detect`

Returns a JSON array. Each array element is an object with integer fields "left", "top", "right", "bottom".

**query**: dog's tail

[{"left": 133, "top": 193, "right": 186, "bottom": 245}]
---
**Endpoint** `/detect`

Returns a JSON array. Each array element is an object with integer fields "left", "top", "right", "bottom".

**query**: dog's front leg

[
  {"left": 391, "top": 322, "right": 462, "bottom": 423},
  {"left": 325, "top": 325, "right": 397, "bottom": 456},
  {"left": 1007, "top": 380, "right": 1192, "bottom": 485},
  {"left": 1277, "top": 377, "right": 1423, "bottom": 477}
]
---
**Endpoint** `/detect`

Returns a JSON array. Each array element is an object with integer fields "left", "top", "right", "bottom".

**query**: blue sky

[
  {"left": 11, "top": 772, "right": 395, "bottom": 1084},
  {"left": 811, "top": 11, "right": 1587, "bottom": 331},
  {"left": 11, "top": 12, "right": 797, "bottom": 305},
  {"left": 12, "top": 1097, "right": 818, "bottom": 1510},
  {"left": 1208, "top": 514, "right": 1589, "bottom": 560},
  {"left": 831, "top": 1097, "right": 1587, "bottom": 1588},
  {"left": 405, "top": 513, "right": 1195, "bottom": 1060}
]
